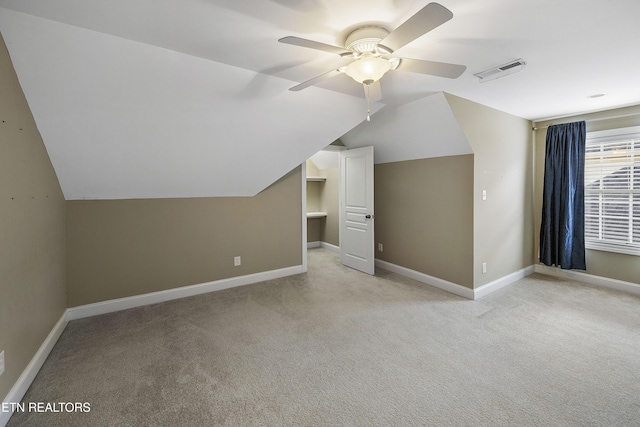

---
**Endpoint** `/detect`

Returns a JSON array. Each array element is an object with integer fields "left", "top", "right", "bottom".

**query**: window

[{"left": 584, "top": 126, "right": 640, "bottom": 256}]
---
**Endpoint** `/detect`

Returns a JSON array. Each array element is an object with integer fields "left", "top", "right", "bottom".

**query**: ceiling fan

[{"left": 278, "top": 2, "right": 466, "bottom": 118}]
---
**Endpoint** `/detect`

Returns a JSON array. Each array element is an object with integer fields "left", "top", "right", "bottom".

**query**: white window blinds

[{"left": 584, "top": 126, "right": 640, "bottom": 255}]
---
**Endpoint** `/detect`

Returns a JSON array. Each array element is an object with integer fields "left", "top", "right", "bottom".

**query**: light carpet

[{"left": 7, "top": 248, "right": 640, "bottom": 426}]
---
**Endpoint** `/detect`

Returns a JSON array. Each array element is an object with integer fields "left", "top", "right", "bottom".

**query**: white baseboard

[
  {"left": 320, "top": 242, "right": 340, "bottom": 253},
  {"left": 375, "top": 259, "right": 535, "bottom": 300},
  {"left": 67, "top": 265, "right": 305, "bottom": 321},
  {"left": 534, "top": 264, "right": 640, "bottom": 297},
  {"left": 474, "top": 266, "right": 536, "bottom": 299},
  {"left": 375, "top": 259, "right": 475, "bottom": 299},
  {"left": 1, "top": 313, "right": 68, "bottom": 427},
  {"left": 307, "top": 242, "right": 339, "bottom": 253}
]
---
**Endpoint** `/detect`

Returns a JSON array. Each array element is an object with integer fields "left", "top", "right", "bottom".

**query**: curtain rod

[{"left": 532, "top": 111, "right": 640, "bottom": 131}]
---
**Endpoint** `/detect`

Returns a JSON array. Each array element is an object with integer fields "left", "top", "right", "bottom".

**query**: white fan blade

[
  {"left": 289, "top": 69, "right": 343, "bottom": 91},
  {"left": 380, "top": 3, "right": 453, "bottom": 52},
  {"left": 398, "top": 58, "right": 466, "bottom": 79},
  {"left": 278, "top": 36, "right": 352, "bottom": 56}
]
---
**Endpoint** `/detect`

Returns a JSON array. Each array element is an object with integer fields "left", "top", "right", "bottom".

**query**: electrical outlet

[
  {"left": 482, "top": 262, "right": 487, "bottom": 274},
  {"left": 234, "top": 256, "right": 241, "bottom": 266},
  {"left": 0, "top": 351, "right": 5, "bottom": 376},
  {"left": 377, "top": 243, "right": 383, "bottom": 252}
]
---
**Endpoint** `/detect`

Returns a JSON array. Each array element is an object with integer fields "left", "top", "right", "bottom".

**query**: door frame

[
  {"left": 302, "top": 145, "right": 374, "bottom": 274},
  {"left": 301, "top": 160, "right": 308, "bottom": 273}
]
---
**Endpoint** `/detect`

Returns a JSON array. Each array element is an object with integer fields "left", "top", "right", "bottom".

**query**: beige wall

[
  {"left": 446, "top": 94, "right": 534, "bottom": 287},
  {"left": 67, "top": 167, "right": 302, "bottom": 307},
  {"left": 374, "top": 155, "right": 475, "bottom": 288},
  {"left": 372, "top": 94, "right": 533, "bottom": 290},
  {"left": 533, "top": 105, "right": 640, "bottom": 284},
  {"left": 0, "top": 34, "right": 67, "bottom": 400},
  {"left": 307, "top": 217, "right": 321, "bottom": 242}
]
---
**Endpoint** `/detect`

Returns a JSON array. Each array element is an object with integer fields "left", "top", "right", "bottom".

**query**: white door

[{"left": 340, "top": 146, "right": 375, "bottom": 275}]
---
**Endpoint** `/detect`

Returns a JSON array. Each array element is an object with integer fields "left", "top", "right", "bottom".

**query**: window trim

[{"left": 584, "top": 125, "right": 640, "bottom": 257}]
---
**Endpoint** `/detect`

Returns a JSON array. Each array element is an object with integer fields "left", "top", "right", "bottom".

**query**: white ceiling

[
  {"left": 1, "top": 0, "right": 639, "bottom": 199},
  {"left": 342, "top": 92, "right": 472, "bottom": 163}
]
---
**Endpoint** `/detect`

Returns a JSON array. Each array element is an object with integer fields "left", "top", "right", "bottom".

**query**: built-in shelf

[
  {"left": 306, "top": 212, "right": 327, "bottom": 218},
  {"left": 306, "top": 177, "right": 326, "bottom": 182}
]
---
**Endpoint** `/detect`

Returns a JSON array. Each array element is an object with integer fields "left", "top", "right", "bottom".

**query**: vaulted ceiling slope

[
  {"left": 0, "top": 8, "right": 382, "bottom": 199},
  {"left": 1, "top": 0, "right": 640, "bottom": 199},
  {"left": 341, "top": 92, "right": 472, "bottom": 163}
]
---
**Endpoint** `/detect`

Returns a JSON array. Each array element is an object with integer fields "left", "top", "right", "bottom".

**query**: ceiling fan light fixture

[
  {"left": 345, "top": 55, "right": 392, "bottom": 84},
  {"left": 376, "top": 44, "right": 393, "bottom": 55},
  {"left": 345, "top": 26, "right": 390, "bottom": 55},
  {"left": 280, "top": 3, "right": 465, "bottom": 93},
  {"left": 389, "top": 57, "right": 402, "bottom": 70},
  {"left": 348, "top": 38, "right": 379, "bottom": 55}
]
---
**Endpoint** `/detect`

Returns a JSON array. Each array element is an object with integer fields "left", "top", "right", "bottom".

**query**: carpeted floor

[{"left": 7, "top": 248, "right": 640, "bottom": 426}]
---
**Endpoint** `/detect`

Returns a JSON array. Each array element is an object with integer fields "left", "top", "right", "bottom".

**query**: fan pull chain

[{"left": 365, "top": 82, "right": 371, "bottom": 122}]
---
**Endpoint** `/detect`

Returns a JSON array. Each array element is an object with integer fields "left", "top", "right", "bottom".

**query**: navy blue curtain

[{"left": 540, "top": 121, "right": 586, "bottom": 270}]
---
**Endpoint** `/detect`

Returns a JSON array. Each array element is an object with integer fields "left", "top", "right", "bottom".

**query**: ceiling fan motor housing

[
  {"left": 345, "top": 26, "right": 391, "bottom": 55},
  {"left": 280, "top": 2, "right": 465, "bottom": 92}
]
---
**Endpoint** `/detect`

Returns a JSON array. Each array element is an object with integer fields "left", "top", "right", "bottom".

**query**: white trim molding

[
  {"left": 534, "top": 264, "right": 640, "bottom": 297},
  {"left": 1, "top": 314, "right": 68, "bottom": 427},
  {"left": 376, "top": 259, "right": 475, "bottom": 299},
  {"left": 67, "top": 265, "right": 305, "bottom": 321},
  {"left": 307, "top": 242, "right": 339, "bottom": 252},
  {"left": 375, "top": 259, "right": 534, "bottom": 300},
  {"left": 301, "top": 161, "right": 308, "bottom": 274},
  {"left": 320, "top": 242, "right": 340, "bottom": 253},
  {"left": 474, "top": 266, "right": 535, "bottom": 299}
]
